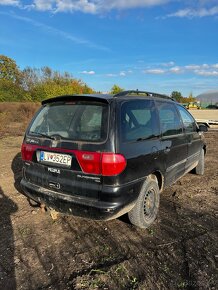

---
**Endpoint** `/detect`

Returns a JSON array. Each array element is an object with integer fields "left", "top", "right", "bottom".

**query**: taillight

[
  {"left": 75, "top": 151, "right": 101, "bottom": 175},
  {"left": 102, "top": 153, "right": 126, "bottom": 176},
  {"left": 75, "top": 151, "right": 126, "bottom": 176},
  {"left": 21, "top": 143, "right": 35, "bottom": 161}
]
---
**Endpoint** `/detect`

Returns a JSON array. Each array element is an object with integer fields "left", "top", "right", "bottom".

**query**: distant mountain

[{"left": 197, "top": 90, "right": 218, "bottom": 103}]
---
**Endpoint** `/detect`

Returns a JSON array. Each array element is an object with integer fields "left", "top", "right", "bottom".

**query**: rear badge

[{"left": 48, "top": 167, "right": 60, "bottom": 174}]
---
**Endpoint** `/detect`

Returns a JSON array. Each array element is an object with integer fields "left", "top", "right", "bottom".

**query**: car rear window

[{"left": 29, "top": 102, "right": 109, "bottom": 142}]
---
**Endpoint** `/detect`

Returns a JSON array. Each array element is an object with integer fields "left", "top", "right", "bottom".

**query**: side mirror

[{"left": 198, "top": 124, "right": 208, "bottom": 132}]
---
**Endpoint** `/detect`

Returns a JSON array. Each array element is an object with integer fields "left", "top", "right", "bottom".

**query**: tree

[
  {"left": 171, "top": 91, "right": 183, "bottom": 102},
  {"left": 26, "top": 69, "right": 94, "bottom": 101},
  {"left": 0, "top": 79, "right": 27, "bottom": 102},
  {"left": 110, "top": 84, "right": 124, "bottom": 94},
  {"left": 186, "top": 92, "right": 196, "bottom": 103},
  {"left": 0, "top": 54, "right": 94, "bottom": 102},
  {"left": 0, "top": 55, "right": 27, "bottom": 101},
  {"left": 22, "top": 67, "right": 40, "bottom": 91},
  {"left": 42, "top": 66, "right": 52, "bottom": 80},
  {"left": 0, "top": 55, "right": 21, "bottom": 83}
]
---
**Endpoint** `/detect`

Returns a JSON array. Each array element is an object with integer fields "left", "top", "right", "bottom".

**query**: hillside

[{"left": 197, "top": 90, "right": 218, "bottom": 103}]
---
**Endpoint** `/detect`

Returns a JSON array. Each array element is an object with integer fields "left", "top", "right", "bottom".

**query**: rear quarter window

[{"left": 120, "top": 100, "right": 159, "bottom": 142}]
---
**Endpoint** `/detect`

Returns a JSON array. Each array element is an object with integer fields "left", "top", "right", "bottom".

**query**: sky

[{"left": 0, "top": 0, "right": 218, "bottom": 97}]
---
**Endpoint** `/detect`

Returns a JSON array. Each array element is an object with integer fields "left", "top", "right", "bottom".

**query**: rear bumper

[{"left": 20, "top": 178, "right": 138, "bottom": 220}]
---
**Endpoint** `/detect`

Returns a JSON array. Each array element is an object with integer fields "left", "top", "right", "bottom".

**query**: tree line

[
  {"left": 0, "top": 54, "right": 195, "bottom": 103},
  {"left": 0, "top": 54, "right": 94, "bottom": 102}
]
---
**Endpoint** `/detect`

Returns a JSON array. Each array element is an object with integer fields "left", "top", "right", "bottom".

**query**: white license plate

[{"left": 39, "top": 151, "right": 72, "bottom": 167}]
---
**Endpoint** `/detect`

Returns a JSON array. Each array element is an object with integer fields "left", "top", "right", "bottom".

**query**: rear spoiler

[{"left": 41, "top": 94, "right": 111, "bottom": 105}]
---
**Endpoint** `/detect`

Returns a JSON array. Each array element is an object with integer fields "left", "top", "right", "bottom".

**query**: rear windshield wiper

[{"left": 29, "top": 132, "right": 56, "bottom": 140}]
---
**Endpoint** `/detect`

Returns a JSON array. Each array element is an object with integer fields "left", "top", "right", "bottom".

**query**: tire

[
  {"left": 128, "top": 176, "right": 160, "bottom": 229},
  {"left": 194, "top": 149, "right": 205, "bottom": 175}
]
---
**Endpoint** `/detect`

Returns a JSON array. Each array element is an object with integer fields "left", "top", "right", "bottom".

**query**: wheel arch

[{"left": 150, "top": 171, "right": 164, "bottom": 192}]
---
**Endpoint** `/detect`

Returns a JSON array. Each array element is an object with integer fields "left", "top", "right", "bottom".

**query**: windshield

[{"left": 29, "top": 102, "right": 109, "bottom": 142}]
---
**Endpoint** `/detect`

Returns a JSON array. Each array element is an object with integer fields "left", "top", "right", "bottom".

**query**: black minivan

[{"left": 21, "top": 91, "right": 207, "bottom": 228}]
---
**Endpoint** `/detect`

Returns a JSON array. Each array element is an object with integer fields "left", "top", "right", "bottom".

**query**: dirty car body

[{"left": 20, "top": 91, "right": 207, "bottom": 228}]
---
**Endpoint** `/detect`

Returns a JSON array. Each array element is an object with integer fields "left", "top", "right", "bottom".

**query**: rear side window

[
  {"left": 121, "top": 100, "right": 159, "bottom": 142},
  {"left": 157, "top": 102, "right": 183, "bottom": 136},
  {"left": 177, "top": 105, "right": 196, "bottom": 133},
  {"left": 29, "top": 102, "right": 108, "bottom": 142}
]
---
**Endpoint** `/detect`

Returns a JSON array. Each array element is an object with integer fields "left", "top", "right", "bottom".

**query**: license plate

[{"left": 39, "top": 151, "right": 72, "bottom": 167}]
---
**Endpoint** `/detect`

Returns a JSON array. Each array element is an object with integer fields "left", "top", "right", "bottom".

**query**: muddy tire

[
  {"left": 195, "top": 149, "right": 205, "bottom": 175},
  {"left": 128, "top": 176, "right": 160, "bottom": 229}
]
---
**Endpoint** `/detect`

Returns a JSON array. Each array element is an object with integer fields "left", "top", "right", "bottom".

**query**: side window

[
  {"left": 177, "top": 105, "right": 196, "bottom": 133},
  {"left": 157, "top": 102, "right": 183, "bottom": 137},
  {"left": 121, "top": 100, "right": 159, "bottom": 142}
]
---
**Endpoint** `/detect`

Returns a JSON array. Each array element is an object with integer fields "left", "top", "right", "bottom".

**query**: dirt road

[
  {"left": 189, "top": 110, "right": 218, "bottom": 121},
  {"left": 0, "top": 132, "right": 217, "bottom": 290}
]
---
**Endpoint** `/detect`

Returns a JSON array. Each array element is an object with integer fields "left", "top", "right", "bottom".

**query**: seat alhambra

[{"left": 21, "top": 90, "right": 207, "bottom": 228}]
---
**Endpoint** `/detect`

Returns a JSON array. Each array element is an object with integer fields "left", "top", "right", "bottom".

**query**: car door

[
  {"left": 156, "top": 101, "right": 188, "bottom": 186},
  {"left": 117, "top": 99, "right": 162, "bottom": 184},
  {"left": 176, "top": 105, "right": 202, "bottom": 172}
]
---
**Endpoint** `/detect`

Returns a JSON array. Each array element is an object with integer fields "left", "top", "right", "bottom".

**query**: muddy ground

[{"left": 0, "top": 131, "right": 217, "bottom": 290}]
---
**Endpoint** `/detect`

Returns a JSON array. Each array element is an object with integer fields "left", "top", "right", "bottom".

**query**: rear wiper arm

[{"left": 29, "top": 132, "right": 55, "bottom": 140}]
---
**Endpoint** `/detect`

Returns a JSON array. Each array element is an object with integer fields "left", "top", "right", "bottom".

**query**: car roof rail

[{"left": 114, "top": 90, "right": 175, "bottom": 101}]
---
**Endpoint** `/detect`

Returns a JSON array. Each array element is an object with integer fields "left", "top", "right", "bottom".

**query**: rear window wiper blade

[{"left": 29, "top": 132, "right": 56, "bottom": 140}]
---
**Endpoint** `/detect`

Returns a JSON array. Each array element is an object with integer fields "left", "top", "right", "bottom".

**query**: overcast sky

[{"left": 1, "top": 0, "right": 218, "bottom": 96}]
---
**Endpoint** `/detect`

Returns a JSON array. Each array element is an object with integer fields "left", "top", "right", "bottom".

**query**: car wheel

[
  {"left": 128, "top": 175, "right": 160, "bottom": 229},
  {"left": 194, "top": 149, "right": 205, "bottom": 175}
]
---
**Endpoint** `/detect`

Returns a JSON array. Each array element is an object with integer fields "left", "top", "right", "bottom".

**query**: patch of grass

[
  {"left": 147, "top": 228, "right": 154, "bottom": 235},
  {"left": 163, "top": 264, "right": 170, "bottom": 274},
  {"left": 77, "top": 275, "right": 107, "bottom": 290},
  {"left": 18, "top": 225, "right": 32, "bottom": 238},
  {"left": 115, "top": 264, "right": 138, "bottom": 289},
  {"left": 89, "top": 269, "right": 107, "bottom": 275},
  {"left": 129, "top": 276, "right": 138, "bottom": 289},
  {"left": 115, "top": 264, "right": 126, "bottom": 273}
]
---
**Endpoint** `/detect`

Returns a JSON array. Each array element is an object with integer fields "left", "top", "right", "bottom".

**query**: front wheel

[{"left": 128, "top": 176, "right": 160, "bottom": 229}]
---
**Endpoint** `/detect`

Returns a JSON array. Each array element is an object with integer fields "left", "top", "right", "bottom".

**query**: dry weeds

[{"left": 0, "top": 102, "right": 40, "bottom": 138}]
